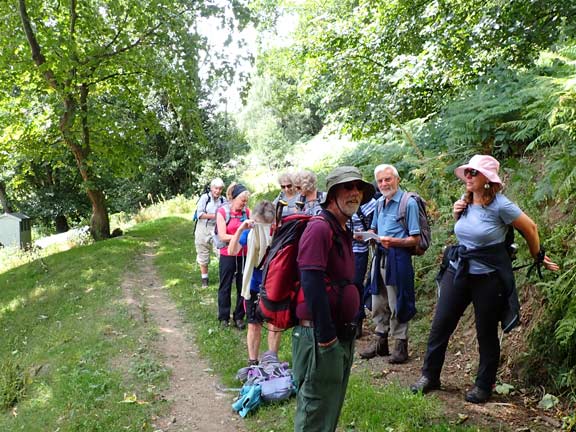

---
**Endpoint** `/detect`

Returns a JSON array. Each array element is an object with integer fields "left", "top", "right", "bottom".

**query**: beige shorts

[{"left": 195, "top": 222, "right": 218, "bottom": 265}]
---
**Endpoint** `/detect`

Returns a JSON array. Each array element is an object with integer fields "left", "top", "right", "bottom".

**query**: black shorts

[{"left": 244, "top": 291, "right": 263, "bottom": 324}]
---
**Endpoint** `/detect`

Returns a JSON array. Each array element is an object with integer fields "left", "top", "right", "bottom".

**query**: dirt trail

[{"left": 121, "top": 248, "right": 245, "bottom": 432}]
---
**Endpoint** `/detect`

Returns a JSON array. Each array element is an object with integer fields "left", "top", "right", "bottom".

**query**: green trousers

[{"left": 292, "top": 326, "right": 355, "bottom": 432}]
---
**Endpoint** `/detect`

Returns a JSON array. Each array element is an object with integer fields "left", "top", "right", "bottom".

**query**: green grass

[
  {"left": 0, "top": 231, "right": 164, "bottom": 431},
  {"left": 0, "top": 214, "right": 489, "bottom": 431}
]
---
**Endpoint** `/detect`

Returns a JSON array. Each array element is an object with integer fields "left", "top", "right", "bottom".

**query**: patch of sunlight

[
  {"left": 164, "top": 279, "right": 181, "bottom": 288},
  {"left": 200, "top": 298, "right": 216, "bottom": 306},
  {"left": 82, "top": 267, "right": 97, "bottom": 279},
  {"left": 27, "top": 382, "right": 53, "bottom": 409},
  {"left": 0, "top": 296, "right": 26, "bottom": 319},
  {"left": 293, "top": 127, "right": 358, "bottom": 169},
  {"left": 28, "top": 285, "right": 49, "bottom": 301}
]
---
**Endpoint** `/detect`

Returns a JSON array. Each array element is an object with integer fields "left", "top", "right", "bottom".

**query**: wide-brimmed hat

[
  {"left": 454, "top": 155, "right": 502, "bottom": 184},
  {"left": 320, "top": 166, "right": 374, "bottom": 207}
]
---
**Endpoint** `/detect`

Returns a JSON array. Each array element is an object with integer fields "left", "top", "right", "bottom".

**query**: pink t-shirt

[{"left": 218, "top": 206, "right": 250, "bottom": 257}]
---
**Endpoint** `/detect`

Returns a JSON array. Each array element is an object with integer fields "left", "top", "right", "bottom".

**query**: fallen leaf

[{"left": 538, "top": 393, "right": 559, "bottom": 410}]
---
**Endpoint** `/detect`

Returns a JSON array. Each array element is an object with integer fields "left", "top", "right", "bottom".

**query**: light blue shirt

[
  {"left": 453, "top": 193, "right": 521, "bottom": 273},
  {"left": 371, "top": 189, "right": 420, "bottom": 238}
]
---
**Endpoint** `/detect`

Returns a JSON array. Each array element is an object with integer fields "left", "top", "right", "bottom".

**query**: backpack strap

[
  {"left": 314, "top": 212, "right": 344, "bottom": 257},
  {"left": 223, "top": 203, "right": 231, "bottom": 224},
  {"left": 203, "top": 192, "right": 212, "bottom": 213},
  {"left": 356, "top": 207, "right": 370, "bottom": 231},
  {"left": 396, "top": 191, "right": 414, "bottom": 235},
  {"left": 376, "top": 198, "right": 384, "bottom": 222}
]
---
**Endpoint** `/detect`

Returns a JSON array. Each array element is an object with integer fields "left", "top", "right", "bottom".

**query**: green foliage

[
  {"left": 237, "top": 67, "right": 321, "bottom": 170},
  {"left": 0, "top": 0, "right": 253, "bottom": 237},
  {"left": 257, "top": 0, "right": 576, "bottom": 138}
]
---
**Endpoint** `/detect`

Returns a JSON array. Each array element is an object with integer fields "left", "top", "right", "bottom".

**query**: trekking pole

[{"left": 275, "top": 200, "right": 287, "bottom": 228}]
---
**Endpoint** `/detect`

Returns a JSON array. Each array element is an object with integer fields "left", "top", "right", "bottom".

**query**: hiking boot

[
  {"left": 235, "top": 319, "right": 246, "bottom": 330},
  {"left": 388, "top": 339, "right": 409, "bottom": 364},
  {"left": 359, "top": 334, "right": 389, "bottom": 359},
  {"left": 410, "top": 375, "right": 441, "bottom": 394},
  {"left": 201, "top": 278, "right": 209, "bottom": 288},
  {"left": 465, "top": 386, "right": 492, "bottom": 404},
  {"left": 219, "top": 320, "right": 230, "bottom": 328}
]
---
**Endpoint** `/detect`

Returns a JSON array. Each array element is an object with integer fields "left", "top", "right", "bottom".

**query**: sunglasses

[
  {"left": 280, "top": 184, "right": 292, "bottom": 189},
  {"left": 464, "top": 168, "right": 479, "bottom": 177},
  {"left": 342, "top": 181, "right": 364, "bottom": 191}
]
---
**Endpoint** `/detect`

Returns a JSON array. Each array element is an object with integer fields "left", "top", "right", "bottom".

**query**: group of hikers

[{"left": 193, "top": 155, "right": 559, "bottom": 432}]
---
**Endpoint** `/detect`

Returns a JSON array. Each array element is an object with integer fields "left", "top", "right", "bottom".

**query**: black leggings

[
  {"left": 218, "top": 255, "right": 245, "bottom": 322},
  {"left": 422, "top": 266, "right": 504, "bottom": 391}
]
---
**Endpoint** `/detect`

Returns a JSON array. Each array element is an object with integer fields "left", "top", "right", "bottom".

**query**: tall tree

[{"left": 0, "top": 0, "right": 247, "bottom": 239}]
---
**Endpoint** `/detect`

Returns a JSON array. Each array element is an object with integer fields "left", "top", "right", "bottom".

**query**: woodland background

[{"left": 1, "top": 0, "right": 575, "bottom": 416}]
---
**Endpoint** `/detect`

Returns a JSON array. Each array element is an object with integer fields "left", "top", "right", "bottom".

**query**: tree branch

[
  {"left": 80, "top": 84, "right": 90, "bottom": 156},
  {"left": 103, "top": 11, "right": 130, "bottom": 52},
  {"left": 86, "top": 70, "right": 148, "bottom": 87},
  {"left": 18, "top": 0, "right": 60, "bottom": 90},
  {"left": 70, "top": 0, "right": 77, "bottom": 35}
]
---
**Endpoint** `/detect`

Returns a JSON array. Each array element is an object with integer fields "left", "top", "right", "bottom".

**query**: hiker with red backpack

[
  {"left": 292, "top": 166, "right": 374, "bottom": 432},
  {"left": 358, "top": 163, "right": 424, "bottom": 364},
  {"left": 215, "top": 183, "right": 251, "bottom": 329}
]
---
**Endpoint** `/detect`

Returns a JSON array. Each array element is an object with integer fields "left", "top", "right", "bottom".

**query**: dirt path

[{"left": 121, "top": 248, "right": 245, "bottom": 432}]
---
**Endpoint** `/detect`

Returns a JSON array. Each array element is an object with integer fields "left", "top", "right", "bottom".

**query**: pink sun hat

[{"left": 454, "top": 155, "right": 502, "bottom": 184}]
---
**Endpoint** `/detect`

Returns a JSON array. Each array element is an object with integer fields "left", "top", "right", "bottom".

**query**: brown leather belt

[{"left": 299, "top": 319, "right": 314, "bottom": 328}]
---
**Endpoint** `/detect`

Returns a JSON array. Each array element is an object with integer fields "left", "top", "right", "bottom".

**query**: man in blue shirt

[{"left": 358, "top": 164, "right": 421, "bottom": 364}]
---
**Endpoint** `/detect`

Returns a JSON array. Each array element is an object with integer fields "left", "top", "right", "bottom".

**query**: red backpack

[{"left": 257, "top": 213, "right": 339, "bottom": 329}]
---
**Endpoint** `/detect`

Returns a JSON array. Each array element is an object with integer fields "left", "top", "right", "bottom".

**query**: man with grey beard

[{"left": 358, "top": 164, "right": 421, "bottom": 364}]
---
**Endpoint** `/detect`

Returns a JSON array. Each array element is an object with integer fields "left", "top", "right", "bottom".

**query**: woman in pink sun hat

[{"left": 411, "top": 154, "right": 559, "bottom": 404}]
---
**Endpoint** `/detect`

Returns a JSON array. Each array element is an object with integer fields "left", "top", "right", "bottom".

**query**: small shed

[{"left": 0, "top": 213, "right": 32, "bottom": 249}]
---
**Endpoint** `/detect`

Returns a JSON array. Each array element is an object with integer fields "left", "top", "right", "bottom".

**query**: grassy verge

[{"left": 0, "top": 227, "right": 166, "bottom": 431}]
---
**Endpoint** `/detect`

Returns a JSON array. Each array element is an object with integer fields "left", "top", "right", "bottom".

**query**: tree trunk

[
  {"left": 88, "top": 189, "right": 110, "bottom": 240},
  {"left": 0, "top": 181, "right": 13, "bottom": 213},
  {"left": 60, "top": 91, "right": 110, "bottom": 241},
  {"left": 54, "top": 214, "right": 69, "bottom": 233}
]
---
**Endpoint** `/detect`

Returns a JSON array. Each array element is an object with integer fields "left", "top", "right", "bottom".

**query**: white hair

[
  {"left": 211, "top": 177, "right": 224, "bottom": 188},
  {"left": 374, "top": 164, "right": 399, "bottom": 180}
]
